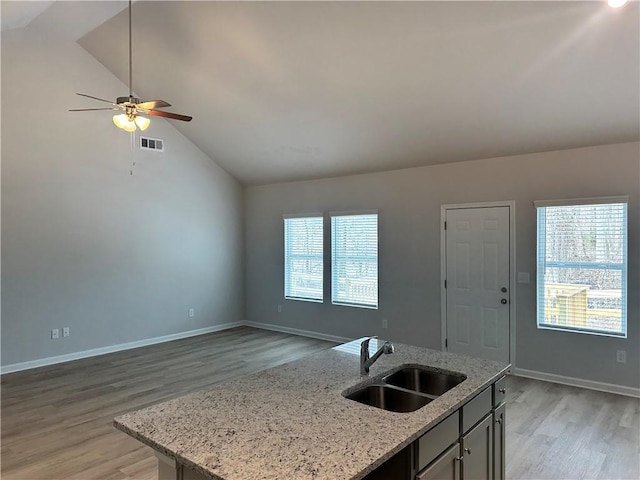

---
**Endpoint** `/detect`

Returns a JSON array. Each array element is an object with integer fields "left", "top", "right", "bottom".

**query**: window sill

[
  {"left": 332, "top": 301, "right": 378, "bottom": 310},
  {"left": 537, "top": 323, "right": 626, "bottom": 339},
  {"left": 285, "top": 296, "right": 324, "bottom": 304}
]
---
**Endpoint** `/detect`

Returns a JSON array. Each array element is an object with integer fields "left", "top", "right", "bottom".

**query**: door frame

[{"left": 440, "top": 200, "right": 516, "bottom": 365}]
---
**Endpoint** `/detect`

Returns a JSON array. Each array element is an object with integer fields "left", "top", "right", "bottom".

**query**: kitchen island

[{"left": 114, "top": 338, "right": 510, "bottom": 480}]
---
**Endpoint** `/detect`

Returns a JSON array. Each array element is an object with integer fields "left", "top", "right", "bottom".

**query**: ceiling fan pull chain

[{"left": 130, "top": 130, "right": 136, "bottom": 176}]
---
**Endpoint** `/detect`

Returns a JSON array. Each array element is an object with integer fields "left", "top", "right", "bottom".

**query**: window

[
  {"left": 331, "top": 212, "right": 378, "bottom": 308},
  {"left": 284, "top": 215, "right": 323, "bottom": 302},
  {"left": 535, "top": 197, "right": 628, "bottom": 337}
]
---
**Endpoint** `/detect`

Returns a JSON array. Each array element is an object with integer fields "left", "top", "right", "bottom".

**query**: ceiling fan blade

[
  {"left": 76, "top": 93, "right": 116, "bottom": 105},
  {"left": 137, "top": 100, "right": 171, "bottom": 110},
  {"left": 146, "top": 109, "right": 192, "bottom": 122},
  {"left": 69, "top": 108, "right": 118, "bottom": 112}
]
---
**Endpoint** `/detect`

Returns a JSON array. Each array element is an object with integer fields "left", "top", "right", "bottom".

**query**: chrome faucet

[{"left": 360, "top": 336, "right": 394, "bottom": 375}]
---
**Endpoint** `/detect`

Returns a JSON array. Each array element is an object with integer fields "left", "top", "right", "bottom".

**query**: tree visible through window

[{"left": 536, "top": 199, "right": 627, "bottom": 337}]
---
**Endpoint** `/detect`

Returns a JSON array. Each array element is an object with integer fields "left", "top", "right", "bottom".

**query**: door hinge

[
  {"left": 444, "top": 279, "right": 447, "bottom": 288},
  {"left": 444, "top": 221, "right": 447, "bottom": 230},
  {"left": 445, "top": 338, "right": 448, "bottom": 348}
]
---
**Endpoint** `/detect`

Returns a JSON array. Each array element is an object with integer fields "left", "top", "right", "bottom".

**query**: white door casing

[{"left": 441, "top": 203, "right": 514, "bottom": 364}]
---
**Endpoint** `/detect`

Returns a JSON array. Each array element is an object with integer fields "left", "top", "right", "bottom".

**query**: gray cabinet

[
  {"left": 416, "top": 443, "right": 461, "bottom": 480},
  {"left": 493, "top": 385, "right": 506, "bottom": 480},
  {"left": 461, "top": 414, "right": 493, "bottom": 480},
  {"left": 368, "top": 378, "right": 507, "bottom": 480},
  {"left": 417, "top": 412, "right": 459, "bottom": 472},
  {"left": 412, "top": 384, "right": 501, "bottom": 480},
  {"left": 461, "top": 387, "right": 492, "bottom": 433}
]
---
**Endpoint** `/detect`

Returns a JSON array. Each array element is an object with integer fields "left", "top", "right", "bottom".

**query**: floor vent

[{"left": 140, "top": 136, "right": 164, "bottom": 152}]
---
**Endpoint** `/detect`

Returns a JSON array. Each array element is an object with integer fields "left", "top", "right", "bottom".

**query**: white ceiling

[
  {"left": 1, "top": 1, "right": 54, "bottom": 32},
  {"left": 76, "top": 1, "right": 639, "bottom": 185}
]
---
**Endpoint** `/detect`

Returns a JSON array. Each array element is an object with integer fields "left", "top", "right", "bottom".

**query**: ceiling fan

[{"left": 69, "top": 0, "right": 192, "bottom": 132}]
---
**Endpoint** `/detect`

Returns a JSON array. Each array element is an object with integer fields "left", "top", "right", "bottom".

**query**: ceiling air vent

[{"left": 140, "top": 136, "right": 164, "bottom": 152}]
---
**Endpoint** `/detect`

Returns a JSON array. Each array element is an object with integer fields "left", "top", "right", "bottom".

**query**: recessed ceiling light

[{"left": 608, "top": 0, "right": 628, "bottom": 8}]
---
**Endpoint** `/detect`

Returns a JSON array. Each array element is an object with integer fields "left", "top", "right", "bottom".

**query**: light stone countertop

[{"left": 114, "top": 338, "right": 510, "bottom": 480}]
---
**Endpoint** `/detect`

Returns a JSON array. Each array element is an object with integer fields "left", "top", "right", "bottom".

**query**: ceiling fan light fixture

[
  {"left": 135, "top": 115, "right": 150, "bottom": 131},
  {"left": 70, "top": 0, "right": 191, "bottom": 131},
  {"left": 113, "top": 113, "right": 137, "bottom": 132}
]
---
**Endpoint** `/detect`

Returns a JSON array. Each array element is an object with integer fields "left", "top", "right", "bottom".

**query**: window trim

[
  {"left": 330, "top": 211, "right": 379, "bottom": 309},
  {"left": 535, "top": 198, "right": 628, "bottom": 338},
  {"left": 283, "top": 213, "right": 324, "bottom": 303}
]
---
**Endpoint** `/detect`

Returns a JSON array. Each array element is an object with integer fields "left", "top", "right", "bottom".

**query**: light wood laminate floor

[
  {"left": 2, "top": 327, "right": 639, "bottom": 479},
  {"left": 506, "top": 375, "right": 639, "bottom": 479},
  {"left": 1, "top": 327, "right": 336, "bottom": 480}
]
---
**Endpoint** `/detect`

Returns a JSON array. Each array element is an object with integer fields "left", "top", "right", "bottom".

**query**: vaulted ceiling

[
  {"left": 0, "top": 0, "right": 54, "bottom": 31},
  {"left": 24, "top": 1, "right": 640, "bottom": 185}
]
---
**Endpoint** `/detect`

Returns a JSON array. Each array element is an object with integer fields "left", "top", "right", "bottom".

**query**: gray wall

[
  {"left": 245, "top": 142, "right": 639, "bottom": 389},
  {"left": 1, "top": 24, "right": 244, "bottom": 366}
]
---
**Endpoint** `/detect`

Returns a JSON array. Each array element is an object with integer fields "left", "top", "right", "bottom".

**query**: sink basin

[
  {"left": 383, "top": 367, "right": 466, "bottom": 397},
  {"left": 345, "top": 385, "right": 432, "bottom": 413}
]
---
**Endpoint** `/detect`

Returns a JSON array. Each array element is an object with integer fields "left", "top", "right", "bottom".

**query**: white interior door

[{"left": 444, "top": 206, "right": 510, "bottom": 363}]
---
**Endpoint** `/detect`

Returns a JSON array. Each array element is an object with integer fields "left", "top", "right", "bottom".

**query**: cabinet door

[
  {"left": 493, "top": 403, "right": 506, "bottom": 480},
  {"left": 416, "top": 443, "right": 460, "bottom": 480},
  {"left": 461, "top": 414, "right": 492, "bottom": 480}
]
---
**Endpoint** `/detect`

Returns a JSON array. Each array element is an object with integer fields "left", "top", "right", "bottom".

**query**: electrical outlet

[
  {"left": 188, "top": 308, "right": 195, "bottom": 318},
  {"left": 616, "top": 350, "right": 626, "bottom": 364},
  {"left": 51, "top": 328, "right": 59, "bottom": 339},
  {"left": 277, "top": 304, "right": 282, "bottom": 313},
  {"left": 382, "top": 318, "right": 388, "bottom": 329},
  {"left": 62, "top": 327, "right": 70, "bottom": 337}
]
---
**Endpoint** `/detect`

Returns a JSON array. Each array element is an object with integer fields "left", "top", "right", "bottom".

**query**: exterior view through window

[
  {"left": 284, "top": 215, "right": 323, "bottom": 302},
  {"left": 536, "top": 199, "right": 627, "bottom": 337},
  {"left": 331, "top": 212, "right": 378, "bottom": 308}
]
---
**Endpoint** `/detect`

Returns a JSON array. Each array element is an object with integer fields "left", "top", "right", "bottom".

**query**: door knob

[
  {"left": 501, "top": 287, "right": 507, "bottom": 293},
  {"left": 500, "top": 299, "right": 508, "bottom": 305},
  {"left": 464, "top": 448, "right": 472, "bottom": 454}
]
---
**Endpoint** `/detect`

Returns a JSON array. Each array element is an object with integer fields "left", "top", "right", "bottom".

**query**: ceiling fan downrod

[{"left": 128, "top": 0, "right": 133, "bottom": 98}]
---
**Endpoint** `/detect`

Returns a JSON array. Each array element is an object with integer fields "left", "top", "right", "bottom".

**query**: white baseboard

[
  {"left": 0, "top": 322, "right": 244, "bottom": 375},
  {"left": 511, "top": 367, "right": 640, "bottom": 398},
  {"left": 4, "top": 323, "right": 637, "bottom": 401},
  {"left": 244, "top": 321, "right": 353, "bottom": 344}
]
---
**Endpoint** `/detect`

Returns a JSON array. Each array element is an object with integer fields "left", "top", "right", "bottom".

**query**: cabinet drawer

[
  {"left": 462, "top": 386, "right": 491, "bottom": 433},
  {"left": 493, "top": 376, "right": 507, "bottom": 407},
  {"left": 415, "top": 442, "right": 460, "bottom": 480},
  {"left": 416, "top": 411, "right": 459, "bottom": 472}
]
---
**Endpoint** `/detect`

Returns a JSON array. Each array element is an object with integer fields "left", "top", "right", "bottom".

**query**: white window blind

[
  {"left": 331, "top": 213, "right": 378, "bottom": 309},
  {"left": 536, "top": 200, "right": 627, "bottom": 337},
  {"left": 284, "top": 215, "right": 323, "bottom": 302}
]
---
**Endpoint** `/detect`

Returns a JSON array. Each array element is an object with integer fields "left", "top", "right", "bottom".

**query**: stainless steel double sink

[{"left": 344, "top": 366, "right": 466, "bottom": 413}]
